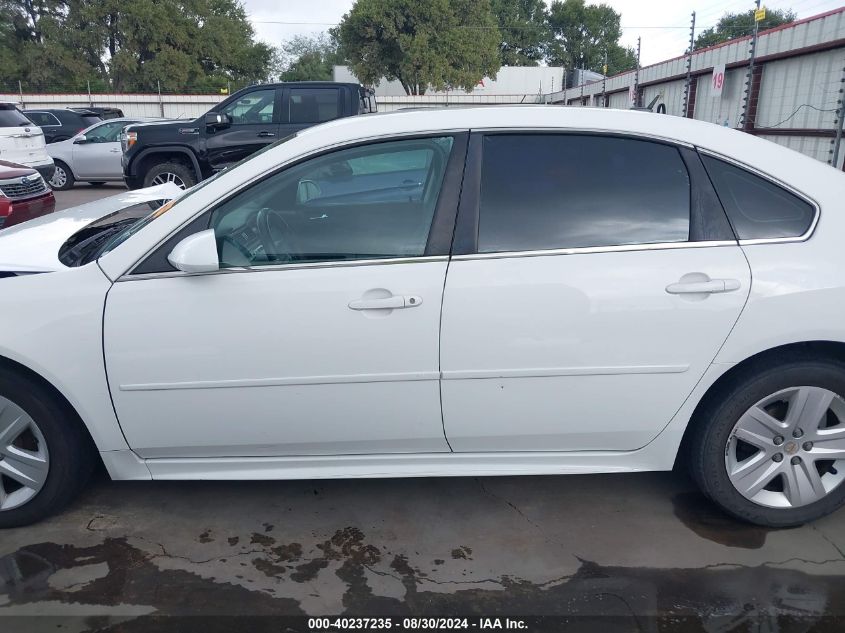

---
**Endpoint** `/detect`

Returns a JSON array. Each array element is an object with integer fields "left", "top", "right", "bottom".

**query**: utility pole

[
  {"left": 634, "top": 36, "right": 641, "bottom": 108},
  {"left": 683, "top": 12, "right": 696, "bottom": 118},
  {"left": 157, "top": 80, "right": 164, "bottom": 118},
  {"left": 602, "top": 50, "right": 608, "bottom": 107},
  {"left": 741, "top": 0, "right": 762, "bottom": 130},
  {"left": 87, "top": 80, "right": 93, "bottom": 108},
  {"left": 831, "top": 63, "right": 845, "bottom": 168},
  {"left": 18, "top": 80, "right": 24, "bottom": 109}
]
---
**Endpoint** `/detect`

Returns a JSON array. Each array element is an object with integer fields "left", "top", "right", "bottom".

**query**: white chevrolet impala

[{"left": 0, "top": 106, "right": 843, "bottom": 528}]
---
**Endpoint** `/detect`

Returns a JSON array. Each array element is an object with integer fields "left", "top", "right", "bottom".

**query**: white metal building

[{"left": 546, "top": 7, "right": 845, "bottom": 170}]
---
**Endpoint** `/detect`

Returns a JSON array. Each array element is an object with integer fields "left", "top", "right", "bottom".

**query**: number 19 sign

[{"left": 711, "top": 64, "right": 726, "bottom": 98}]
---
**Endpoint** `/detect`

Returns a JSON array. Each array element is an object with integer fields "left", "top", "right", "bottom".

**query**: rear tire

[
  {"left": 0, "top": 368, "right": 95, "bottom": 528},
  {"left": 689, "top": 355, "right": 845, "bottom": 527},
  {"left": 142, "top": 161, "right": 196, "bottom": 190},
  {"left": 49, "top": 160, "right": 75, "bottom": 191}
]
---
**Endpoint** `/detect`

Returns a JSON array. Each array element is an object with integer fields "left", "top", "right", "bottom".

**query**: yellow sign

[
  {"left": 755, "top": 7, "right": 766, "bottom": 22},
  {"left": 220, "top": 87, "right": 229, "bottom": 95},
  {"left": 602, "top": 64, "right": 608, "bottom": 74}
]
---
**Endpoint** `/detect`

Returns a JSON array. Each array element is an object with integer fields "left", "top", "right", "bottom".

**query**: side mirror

[
  {"left": 296, "top": 179, "right": 322, "bottom": 204},
  {"left": 205, "top": 112, "right": 230, "bottom": 127},
  {"left": 73, "top": 135, "right": 88, "bottom": 144},
  {"left": 167, "top": 229, "right": 220, "bottom": 274}
]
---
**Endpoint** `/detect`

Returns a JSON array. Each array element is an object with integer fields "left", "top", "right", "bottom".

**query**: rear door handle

[
  {"left": 257, "top": 131, "right": 276, "bottom": 138},
  {"left": 666, "top": 279, "right": 741, "bottom": 294},
  {"left": 349, "top": 295, "right": 423, "bottom": 310}
]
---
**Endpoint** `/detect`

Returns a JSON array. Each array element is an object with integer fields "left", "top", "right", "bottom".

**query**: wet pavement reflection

[{"left": 1, "top": 471, "right": 844, "bottom": 632}]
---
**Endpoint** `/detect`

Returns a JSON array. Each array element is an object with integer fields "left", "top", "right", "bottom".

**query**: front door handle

[
  {"left": 349, "top": 295, "right": 423, "bottom": 310},
  {"left": 257, "top": 131, "right": 276, "bottom": 138},
  {"left": 666, "top": 278, "right": 741, "bottom": 294}
]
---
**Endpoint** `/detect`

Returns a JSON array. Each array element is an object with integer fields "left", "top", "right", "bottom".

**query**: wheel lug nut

[
  {"left": 793, "top": 428, "right": 804, "bottom": 438},
  {"left": 803, "top": 441, "right": 813, "bottom": 451},
  {"left": 774, "top": 436, "right": 785, "bottom": 445},
  {"left": 791, "top": 456, "right": 802, "bottom": 465},
  {"left": 773, "top": 453, "right": 784, "bottom": 462}
]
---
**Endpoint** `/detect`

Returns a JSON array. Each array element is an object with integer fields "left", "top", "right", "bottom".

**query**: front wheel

[
  {"left": 142, "top": 161, "right": 196, "bottom": 190},
  {"left": 690, "top": 356, "right": 845, "bottom": 526},
  {"left": 0, "top": 368, "right": 95, "bottom": 528},
  {"left": 49, "top": 160, "right": 75, "bottom": 191}
]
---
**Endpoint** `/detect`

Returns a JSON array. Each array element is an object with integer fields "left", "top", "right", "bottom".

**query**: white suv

[{"left": 0, "top": 102, "right": 55, "bottom": 181}]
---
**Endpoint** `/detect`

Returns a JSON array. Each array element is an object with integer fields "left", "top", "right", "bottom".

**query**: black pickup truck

[{"left": 121, "top": 82, "right": 376, "bottom": 190}]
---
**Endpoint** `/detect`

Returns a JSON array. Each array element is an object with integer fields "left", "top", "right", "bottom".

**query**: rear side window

[
  {"left": 289, "top": 88, "right": 341, "bottom": 124},
  {"left": 701, "top": 155, "right": 816, "bottom": 240},
  {"left": 477, "top": 134, "right": 690, "bottom": 253},
  {"left": 25, "top": 112, "right": 60, "bottom": 126},
  {"left": 0, "top": 105, "right": 33, "bottom": 127}
]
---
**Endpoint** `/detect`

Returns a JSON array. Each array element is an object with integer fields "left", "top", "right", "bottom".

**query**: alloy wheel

[
  {"left": 150, "top": 172, "right": 186, "bottom": 189},
  {"left": 726, "top": 386, "right": 845, "bottom": 508},
  {"left": 49, "top": 166, "right": 67, "bottom": 189},
  {"left": 0, "top": 396, "right": 50, "bottom": 511}
]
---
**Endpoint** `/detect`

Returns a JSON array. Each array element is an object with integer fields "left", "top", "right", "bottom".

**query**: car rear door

[
  {"left": 439, "top": 132, "right": 751, "bottom": 452},
  {"left": 103, "top": 133, "right": 467, "bottom": 459},
  {"left": 278, "top": 86, "right": 345, "bottom": 137}
]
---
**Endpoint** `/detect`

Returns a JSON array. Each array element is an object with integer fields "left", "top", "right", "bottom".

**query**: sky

[{"left": 243, "top": 0, "right": 843, "bottom": 67}]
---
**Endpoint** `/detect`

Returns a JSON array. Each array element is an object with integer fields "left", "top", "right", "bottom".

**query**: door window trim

[
  {"left": 696, "top": 147, "right": 820, "bottom": 246},
  {"left": 123, "top": 132, "right": 470, "bottom": 279},
  {"left": 452, "top": 130, "right": 739, "bottom": 259}
]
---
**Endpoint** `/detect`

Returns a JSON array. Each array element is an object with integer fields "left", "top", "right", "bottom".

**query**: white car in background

[
  {"left": 0, "top": 102, "right": 54, "bottom": 182},
  {"left": 0, "top": 106, "right": 844, "bottom": 529},
  {"left": 47, "top": 117, "right": 165, "bottom": 190}
]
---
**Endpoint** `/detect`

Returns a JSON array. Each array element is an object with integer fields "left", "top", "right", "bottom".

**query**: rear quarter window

[
  {"left": 0, "top": 106, "right": 32, "bottom": 127},
  {"left": 702, "top": 155, "right": 816, "bottom": 240}
]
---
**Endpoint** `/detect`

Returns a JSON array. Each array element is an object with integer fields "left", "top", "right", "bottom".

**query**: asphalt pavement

[{"left": 52, "top": 183, "right": 128, "bottom": 211}]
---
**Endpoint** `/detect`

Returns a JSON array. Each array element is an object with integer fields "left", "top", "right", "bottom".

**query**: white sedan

[
  {"left": 1, "top": 106, "right": 843, "bottom": 528},
  {"left": 47, "top": 117, "right": 163, "bottom": 190}
]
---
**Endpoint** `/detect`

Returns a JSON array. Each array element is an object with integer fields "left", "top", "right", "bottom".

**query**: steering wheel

[{"left": 255, "top": 208, "right": 296, "bottom": 263}]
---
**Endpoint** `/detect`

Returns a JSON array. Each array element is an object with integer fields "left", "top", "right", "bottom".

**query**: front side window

[
  {"left": 477, "top": 134, "right": 691, "bottom": 253},
  {"left": 84, "top": 121, "right": 133, "bottom": 143},
  {"left": 289, "top": 88, "right": 341, "bottom": 124},
  {"left": 221, "top": 89, "right": 276, "bottom": 125},
  {"left": 210, "top": 136, "right": 455, "bottom": 267},
  {"left": 701, "top": 155, "right": 816, "bottom": 240}
]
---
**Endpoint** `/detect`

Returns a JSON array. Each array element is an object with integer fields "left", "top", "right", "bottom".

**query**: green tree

[
  {"left": 547, "top": 0, "right": 636, "bottom": 75},
  {"left": 276, "top": 33, "right": 344, "bottom": 82},
  {"left": 0, "top": 0, "right": 273, "bottom": 92},
  {"left": 694, "top": 8, "right": 796, "bottom": 49},
  {"left": 335, "top": 0, "right": 501, "bottom": 95},
  {"left": 491, "top": 0, "right": 548, "bottom": 66}
]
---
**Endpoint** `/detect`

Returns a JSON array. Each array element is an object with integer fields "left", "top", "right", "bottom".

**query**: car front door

[
  {"left": 72, "top": 120, "right": 134, "bottom": 179},
  {"left": 440, "top": 132, "right": 751, "bottom": 452},
  {"left": 103, "top": 133, "right": 467, "bottom": 459},
  {"left": 205, "top": 88, "right": 281, "bottom": 172}
]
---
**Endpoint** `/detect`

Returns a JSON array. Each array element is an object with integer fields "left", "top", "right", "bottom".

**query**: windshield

[
  {"left": 57, "top": 133, "right": 298, "bottom": 267},
  {"left": 0, "top": 104, "right": 33, "bottom": 127}
]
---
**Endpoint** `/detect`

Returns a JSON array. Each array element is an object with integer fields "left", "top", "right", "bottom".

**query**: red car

[{"left": 0, "top": 160, "right": 56, "bottom": 230}]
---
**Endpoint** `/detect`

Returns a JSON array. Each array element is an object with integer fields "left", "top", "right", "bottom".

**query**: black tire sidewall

[
  {"left": 0, "top": 369, "right": 93, "bottom": 528},
  {"left": 694, "top": 359, "right": 845, "bottom": 527}
]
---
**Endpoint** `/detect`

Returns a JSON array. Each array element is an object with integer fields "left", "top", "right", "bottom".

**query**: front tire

[
  {"left": 690, "top": 355, "right": 845, "bottom": 527},
  {"left": 0, "top": 368, "right": 95, "bottom": 528},
  {"left": 49, "top": 160, "right": 75, "bottom": 191},
  {"left": 142, "top": 161, "right": 196, "bottom": 190}
]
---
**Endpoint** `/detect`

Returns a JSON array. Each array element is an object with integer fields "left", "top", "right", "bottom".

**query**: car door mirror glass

[
  {"left": 167, "top": 229, "right": 220, "bottom": 273},
  {"left": 73, "top": 134, "right": 88, "bottom": 144}
]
